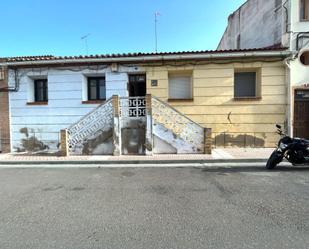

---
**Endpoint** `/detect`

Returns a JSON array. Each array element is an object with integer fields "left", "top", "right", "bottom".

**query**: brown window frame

[
  {"left": 34, "top": 79, "right": 48, "bottom": 102},
  {"left": 87, "top": 77, "right": 106, "bottom": 101},
  {"left": 300, "top": 0, "right": 309, "bottom": 21},
  {"left": 234, "top": 70, "right": 261, "bottom": 100}
]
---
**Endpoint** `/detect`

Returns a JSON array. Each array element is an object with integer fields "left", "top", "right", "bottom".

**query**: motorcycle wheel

[{"left": 266, "top": 151, "right": 282, "bottom": 170}]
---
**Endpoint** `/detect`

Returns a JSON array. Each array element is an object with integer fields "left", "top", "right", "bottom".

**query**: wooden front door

[{"left": 294, "top": 89, "right": 309, "bottom": 139}]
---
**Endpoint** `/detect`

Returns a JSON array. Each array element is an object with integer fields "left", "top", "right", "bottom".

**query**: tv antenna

[
  {"left": 81, "top": 33, "right": 91, "bottom": 55},
  {"left": 154, "top": 12, "right": 161, "bottom": 53}
]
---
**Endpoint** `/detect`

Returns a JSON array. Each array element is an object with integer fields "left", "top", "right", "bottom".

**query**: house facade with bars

[{"left": 0, "top": 48, "right": 291, "bottom": 155}]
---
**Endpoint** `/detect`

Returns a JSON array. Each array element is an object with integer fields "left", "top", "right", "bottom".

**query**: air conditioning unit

[{"left": 111, "top": 63, "right": 118, "bottom": 72}]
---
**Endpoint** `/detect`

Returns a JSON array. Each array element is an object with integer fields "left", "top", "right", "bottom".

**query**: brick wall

[{"left": 0, "top": 66, "right": 11, "bottom": 153}]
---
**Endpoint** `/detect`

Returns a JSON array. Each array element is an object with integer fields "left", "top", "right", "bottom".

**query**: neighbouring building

[
  {"left": 0, "top": 63, "right": 10, "bottom": 153},
  {"left": 218, "top": 0, "right": 309, "bottom": 139},
  {"left": 0, "top": 48, "right": 291, "bottom": 155}
]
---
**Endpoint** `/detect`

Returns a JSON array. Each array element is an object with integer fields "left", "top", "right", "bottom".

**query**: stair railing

[
  {"left": 67, "top": 97, "right": 114, "bottom": 153},
  {"left": 151, "top": 96, "right": 205, "bottom": 151}
]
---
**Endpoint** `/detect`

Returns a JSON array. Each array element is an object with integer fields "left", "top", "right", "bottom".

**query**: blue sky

[{"left": 0, "top": 0, "right": 246, "bottom": 57}]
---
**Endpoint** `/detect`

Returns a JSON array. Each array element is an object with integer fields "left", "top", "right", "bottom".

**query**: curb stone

[{"left": 0, "top": 158, "right": 268, "bottom": 165}]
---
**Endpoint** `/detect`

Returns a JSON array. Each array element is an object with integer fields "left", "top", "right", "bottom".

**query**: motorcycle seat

[
  {"left": 296, "top": 137, "right": 309, "bottom": 145},
  {"left": 303, "top": 139, "right": 309, "bottom": 145}
]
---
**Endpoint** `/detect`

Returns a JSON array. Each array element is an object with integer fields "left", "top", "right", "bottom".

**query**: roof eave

[{"left": 1, "top": 50, "right": 292, "bottom": 67}]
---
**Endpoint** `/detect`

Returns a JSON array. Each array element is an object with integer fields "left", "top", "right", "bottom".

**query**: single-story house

[{"left": 0, "top": 47, "right": 291, "bottom": 155}]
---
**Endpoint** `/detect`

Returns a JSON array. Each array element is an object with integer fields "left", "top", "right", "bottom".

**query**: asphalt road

[{"left": 0, "top": 165, "right": 308, "bottom": 249}]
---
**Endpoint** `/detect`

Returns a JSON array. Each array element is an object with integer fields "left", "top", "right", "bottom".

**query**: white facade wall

[
  {"left": 289, "top": 0, "right": 309, "bottom": 86},
  {"left": 8, "top": 65, "right": 144, "bottom": 152},
  {"left": 288, "top": 0, "right": 309, "bottom": 136}
]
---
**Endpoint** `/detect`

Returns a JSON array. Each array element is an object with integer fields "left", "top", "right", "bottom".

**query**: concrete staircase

[
  {"left": 151, "top": 97, "right": 205, "bottom": 154},
  {"left": 62, "top": 95, "right": 211, "bottom": 156}
]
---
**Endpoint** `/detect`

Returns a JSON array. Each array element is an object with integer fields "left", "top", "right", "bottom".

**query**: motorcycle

[{"left": 266, "top": 124, "right": 309, "bottom": 169}]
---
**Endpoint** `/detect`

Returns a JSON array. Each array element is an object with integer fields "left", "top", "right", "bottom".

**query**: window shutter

[
  {"left": 234, "top": 72, "right": 256, "bottom": 98},
  {"left": 169, "top": 76, "right": 192, "bottom": 99}
]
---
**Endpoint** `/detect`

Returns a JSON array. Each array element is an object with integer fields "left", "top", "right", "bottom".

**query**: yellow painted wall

[{"left": 145, "top": 61, "right": 287, "bottom": 147}]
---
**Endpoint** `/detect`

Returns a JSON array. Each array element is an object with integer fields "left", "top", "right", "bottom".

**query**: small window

[
  {"left": 234, "top": 72, "right": 257, "bottom": 98},
  {"left": 300, "top": 51, "right": 309, "bottom": 65},
  {"left": 168, "top": 73, "right": 192, "bottom": 100},
  {"left": 300, "top": 0, "right": 309, "bottom": 21},
  {"left": 34, "top": 79, "right": 48, "bottom": 102},
  {"left": 87, "top": 77, "right": 106, "bottom": 100}
]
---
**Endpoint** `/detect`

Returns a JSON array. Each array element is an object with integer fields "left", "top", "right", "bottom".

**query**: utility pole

[
  {"left": 81, "top": 34, "right": 91, "bottom": 55},
  {"left": 154, "top": 12, "right": 160, "bottom": 53}
]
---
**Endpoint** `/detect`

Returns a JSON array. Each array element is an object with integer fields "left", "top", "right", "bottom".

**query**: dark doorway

[
  {"left": 294, "top": 90, "right": 309, "bottom": 139},
  {"left": 128, "top": 74, "right": 146, "bottom": 97},
  {"left": 121, "top": 74, "right": 147, "bottom": 156}
]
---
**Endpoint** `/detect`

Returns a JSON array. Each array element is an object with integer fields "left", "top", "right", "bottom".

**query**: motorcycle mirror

[{"left": 276, "top": 124, "right": 282, "bottom": 129}]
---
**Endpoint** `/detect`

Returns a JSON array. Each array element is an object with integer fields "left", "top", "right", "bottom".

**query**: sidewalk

[{"left": 0, "top": 148, "right": 274, "bottom": 165}]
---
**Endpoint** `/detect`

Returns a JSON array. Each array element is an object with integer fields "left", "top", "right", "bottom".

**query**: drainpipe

[{"left": 284, "top": 56, "right": 293, "bottom": 136}]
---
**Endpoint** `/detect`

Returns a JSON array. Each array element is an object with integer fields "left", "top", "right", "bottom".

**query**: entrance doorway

[
  {"left": 128, "top": 74, "right": 146, "bottom": 97},
  {"left": 121, "top": 74, "right": 147, "bottom": 155},
  {"left": 127, "top": 74, "right": 146, "bottom": 118},
  {"left": 294, "top": 89, "right": 309, "bottom": 139}
]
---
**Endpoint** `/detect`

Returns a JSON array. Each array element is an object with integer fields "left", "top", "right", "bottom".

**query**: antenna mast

[
  {"left": 81, "top": 33, "right": 91, "bottom": 55},
  {"left": 154, "top": 12, "right": 160, "bottom": 53}
]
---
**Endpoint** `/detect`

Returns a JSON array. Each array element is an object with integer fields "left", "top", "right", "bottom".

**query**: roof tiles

[{"left": 2, "top": 45, "right": 288, "bottom": 63}]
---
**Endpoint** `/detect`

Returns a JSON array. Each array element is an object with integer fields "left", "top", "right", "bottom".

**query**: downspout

[{"left": 284, "top": 56, "right": 293, "bottom": 136}]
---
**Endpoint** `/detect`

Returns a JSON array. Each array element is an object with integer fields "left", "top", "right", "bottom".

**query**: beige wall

[{"left": 145, "top": 61, "right": 287, "bottom": 147}]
